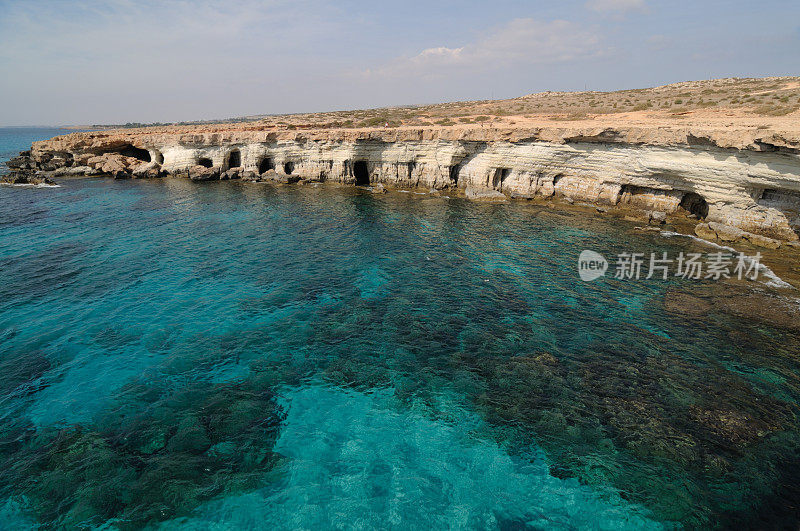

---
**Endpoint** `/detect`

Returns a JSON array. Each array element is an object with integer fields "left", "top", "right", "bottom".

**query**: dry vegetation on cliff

[
  {"left": 288, "top": 76, "right": 800, "bottom": 129},
  {"left": 81, "top": 77, "right": 800, "bottom": 134}
]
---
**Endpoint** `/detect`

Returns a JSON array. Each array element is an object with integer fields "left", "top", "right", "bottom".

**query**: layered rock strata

[{"left": 4, "top": 125, "right": 800, "bottom": 246}]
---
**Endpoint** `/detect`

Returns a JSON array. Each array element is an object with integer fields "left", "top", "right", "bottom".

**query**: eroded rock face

[
  {"left": 695, "top": 222, "right": 784, "bottom": 249},
  {"left": 188, "top": 164, "right": 219, "bottom": 181},
  {"left": 2, "top": 151, "right": 59, "bottom": 185},
  {"left": 5, "top": 124, "right": 800, "bottom": 242}
]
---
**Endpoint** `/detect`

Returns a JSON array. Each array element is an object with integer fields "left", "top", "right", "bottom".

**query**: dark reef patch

[{"left": 0, "top": 379, "right": 285, "bottom": 529}]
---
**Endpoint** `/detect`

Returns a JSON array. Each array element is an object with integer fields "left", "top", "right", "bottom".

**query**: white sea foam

[
  {"left": 0, "top": 182, "right": 60, "bottom": 188},
  {"left": 659, "top": 231, "right": 794, "bottom": 289}
]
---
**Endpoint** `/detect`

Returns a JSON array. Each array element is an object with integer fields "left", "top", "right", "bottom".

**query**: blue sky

[{"left": 0, "top": 0, "right": 798, "bottom": 125}]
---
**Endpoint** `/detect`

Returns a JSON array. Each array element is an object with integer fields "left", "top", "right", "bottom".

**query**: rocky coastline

[{"left": 4, "top": 121, "right": 800, "bottom": 250}]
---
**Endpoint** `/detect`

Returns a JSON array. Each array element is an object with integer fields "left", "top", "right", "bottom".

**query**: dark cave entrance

[
  {"left": 284, "top": 161, "right": 295, "bottom": 175},
  {"left": 119, "top": 145, "right": 151, "bottom": 162},
  {"left": 227, "top": 150, "right": 241, "bottom": 169},
  {"left": 680, "top": 192, "right": 709, "bottom": 219},
  {"left": 259, "top": 157, "right": 275, "bottom": 174},
  {"left": 198, "top": 158, "right": 213, "bottom": 168},
  {"left": 407, "top": 161, "right": 416, "bottom": 180},
  {"left": 449, "top": 164, "right": 461, "bottom": 185},
  {"left": 353, "top": 161, "right": 370, "bottom": 186},
  {"left": 492, "top": 168, "right": 511, "bottom": 189}
]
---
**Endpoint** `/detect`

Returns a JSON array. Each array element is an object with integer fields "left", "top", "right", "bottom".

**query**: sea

[{"left": 1, "top": 127, "right": 800, "bottom": 529}]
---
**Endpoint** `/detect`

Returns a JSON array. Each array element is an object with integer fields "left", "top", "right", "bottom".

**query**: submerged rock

[
  {"left": 717, "top": 292, "right": 800, "bottom": 331},
  {"left": 465, "top": 187, "right": 506, "bottom": 201},
  {"left": 663, "top": 290, "right": 712, "bottom": 317},
  {"left": 4, "top": 380, "right": 286, "bottom": 529}
]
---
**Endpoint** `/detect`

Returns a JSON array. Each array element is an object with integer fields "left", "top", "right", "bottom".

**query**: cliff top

[{"left": 39, "top": 77, "right": 800, "bottom": 152}]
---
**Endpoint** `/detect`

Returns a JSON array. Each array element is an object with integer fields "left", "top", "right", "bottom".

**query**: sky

[{"left": 0, "top": 0, "right": 798, "bottom": 126}]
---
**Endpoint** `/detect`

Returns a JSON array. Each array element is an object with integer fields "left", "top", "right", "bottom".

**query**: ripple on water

[
  {"left": 0, "top": 180, "right": 799, "bottom": 528},
  {"left": 167, "top": 386, "right": 667, "bottom": 530}
]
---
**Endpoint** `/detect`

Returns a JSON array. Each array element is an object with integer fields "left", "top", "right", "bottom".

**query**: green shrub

[{"left": 754, "top": 104, "right": 798, "bottom": 116}]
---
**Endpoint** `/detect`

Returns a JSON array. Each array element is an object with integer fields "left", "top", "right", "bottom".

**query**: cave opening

[
  {"left": 353, "top": 161, "right": 370, "bottom": 186},
  {"left": 680, "top": 192, "right": 709, "bottom": 219},
  {"left": 198, "top": 158, "right": 213, "bottom": 168},
  {"left": 449, "top": 164, "right": 461, "bottom": 185},
  {"left": 284, "top": 161, "right": 295, "bottom": 175},
  {"left": 318, "top": 160, "right": 334, "bottom": 182},
  {"left": 492, "top": 168, "right": 511, "bottom": 189},
  {"left": 119, "top": 145, "right": 151, "bottom": 162},
  {"left": 407, "top": 161, "right": 416, "bottom": 180},
  {"left": 227, "top": 150, "right": 241, "bottom": 169},
  {"left": 259, "top": 157, "right": 275, "bottom": 174}
]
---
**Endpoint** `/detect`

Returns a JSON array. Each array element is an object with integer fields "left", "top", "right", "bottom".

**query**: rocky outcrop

[
  {"left": 2, "top": 152, "right": 58, "bottom": 185},
  {"left": 695, "top": 222, "right": 786, "bottom": 249},
  {"left": 5, "top": 123, "right": 800, "bottom": 245},
  {"left": 0, "top": 171, "right": 57, "bottom": 186}
]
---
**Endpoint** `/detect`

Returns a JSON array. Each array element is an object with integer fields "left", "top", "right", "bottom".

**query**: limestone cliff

[{"left": 5, "top": 120, "right": 800, "bottom": 247}]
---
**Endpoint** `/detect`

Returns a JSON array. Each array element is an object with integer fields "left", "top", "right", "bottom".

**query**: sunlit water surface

[{"left": 1, "top": 177, "right": 799, "bottom": 529}]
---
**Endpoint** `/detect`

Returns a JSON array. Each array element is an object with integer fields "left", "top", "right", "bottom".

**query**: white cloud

[
  {"left": 585, "top": 0, "right": 646, "bottom": 12},
  {"left": 370, "top": 18, "right": 602, "bottom": 78}
]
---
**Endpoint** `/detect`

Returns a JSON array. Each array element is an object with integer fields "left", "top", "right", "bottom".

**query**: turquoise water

[{"left": 2, "top": 165, "right": 800, "bottom": 528}]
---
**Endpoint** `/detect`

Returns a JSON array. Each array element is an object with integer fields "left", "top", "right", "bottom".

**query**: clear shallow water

[{"left": 0, "top": 177, "right": 799, "bottom": 529}]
